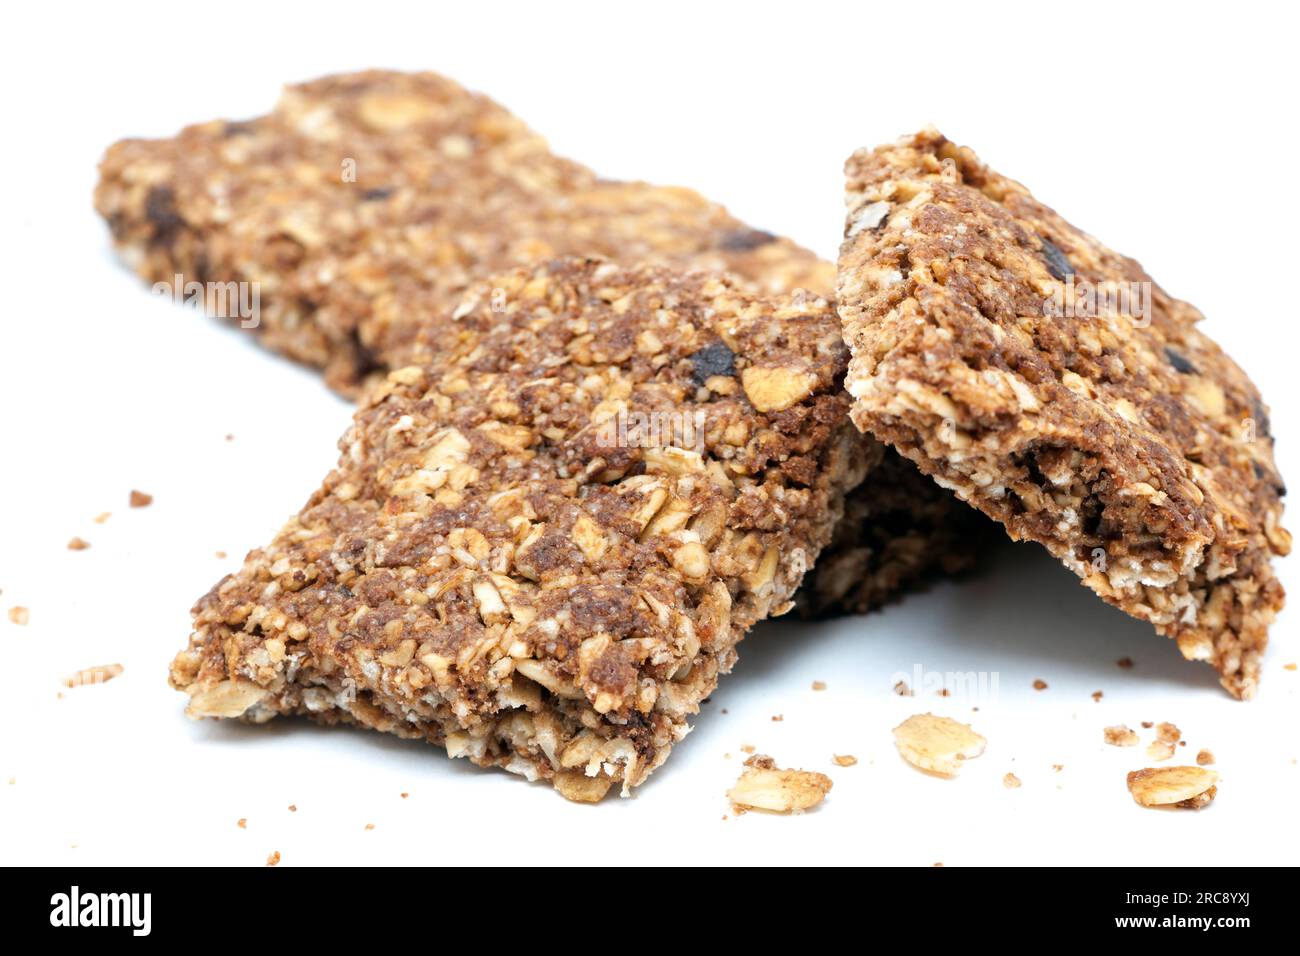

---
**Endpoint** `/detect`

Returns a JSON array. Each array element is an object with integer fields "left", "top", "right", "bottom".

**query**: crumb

[
  {"left": 832, "top": 754, "right": 857, "bottom": 767},
  {"left": 93, "top": 512, "right": 111, "bottom": 524},
  {"left": 215, "top": 551, "right": 227, "bottom": 559},
  {"left": 129, "top": 490, "right": 153, "bottom": 508},
  {"left": 8, "top": 606, "right": 29, "bottom": 626},
  {"left": 1126, "top": 766, "right": 1218, "bottom": 809},
  {"left": 771, "top": 714, "right": 784, "bottom": 722},
  {"left": 740, "top": 744, "right": 756, "bottom": 755},
  {"left": 933, "top": 862, "right": 944, "bottom": 867},
  {"left": 1033, "top": 679, "right": 1048, "bottom": 691},
  {"left": 720, "top": 708, "right": 729, "bottom": 714},
  {"left": 364, "top": 823, "right": 375, "bottom": 831},
  {"left": 1104, "top": 725, "right": 1140, "bottom": 747},
  {"left": 288, "top": 804, "right": 297, "bottom": 812},
  {"left": 723, "top": 752, "right": 732, "bottom": 760},
  {"left": 63, "top": 663, "right": 124, "bottom": 688},
  {"left": 1147, "top": 740, "right": 1176, "bottom": 761},
  {"left": 1091, "top": 690, "right": 1104, "bottom": 702},
  {"left": 266, "top": 850, "right": 280, "bottom": 866},
  {"left": 894, "top": 680, "right": 913, "bottom": 696},
  {"left": 892, "top": 713, "right": 986, "bottom": 776},
  {"left": 1155, "top": 722, "right": 1181, "bottom": 744},
  {"left": 7, "top": 778, "right": 14, "bottom": 785},
  {"left": 400, "top": 792, "right": 409, "bottom": 799},
  {"left": 1141, "top": 721, "right": 1154, "bottom": 729},
  {"left": 1052, "top": 764, "right": 1064, "bottom": 772},
  {"left": 1196, "top": 749, "right": 1215, "bottom": 766},
  {"left": 1116, "top": 657, "right": 1134, "bottom": 669},
  {"left": 1003, "top": 773, "right": 1022, "bottom": 789},
  {"left": 1284, "top": 663, "right": 1297, "bottom": 671},
  {"left": 237, "top": 818, "right": 247, "bottom": 829},
  {"left": 811, "top": 680, "right": 826, "bottom": 691},
  {"left": 225, "top": 434, "right": 235, "bottom": 441},
  {"left": 67, "top": 537, "right": 90, "bottom": 551},
  {"left": 938, "top": 688, "right": 951, "bottom": 697},
  {"left": 727, "top": 761, "right": 832, "bottom": 813}
]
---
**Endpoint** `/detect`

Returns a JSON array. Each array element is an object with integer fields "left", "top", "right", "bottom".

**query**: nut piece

[
  {"left": 64, "top": 663, "right": 124, "bottom": 688},
  {"left": 740, "top": 366, "right": 817, "bottom": 413},
  {"left": 728, "top": 763, "right": 833, "bottom": 813},
  {"left": 1104, "top": 724, "right": 1140, "bottom": 747},
  {"left": 892, "top": 713, "right": 986, "bottom": 777},
  {"left": 186, "top": 679, "right": 270, "bottom": 718},
  {"left": 552, "top": 770, "right": 613, "bottom": 804},
  {"left": 1126, "top": 766, "right": 1219, "bottom": 809}
]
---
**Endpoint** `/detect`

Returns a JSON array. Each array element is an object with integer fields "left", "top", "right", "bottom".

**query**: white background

[{"left": 2, "top": 0, "right": 1297, "bottom": 866}]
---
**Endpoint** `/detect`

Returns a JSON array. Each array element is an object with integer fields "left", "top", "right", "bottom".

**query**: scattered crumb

[
  {"left": 266, "top": 850, "right": 280, "bottom": 866},
  {"left": 933, "top": 862, "right": 944, "bottom": 867},
  {"left": 771, "top": 714, "right": 784, "bottom": 722},
  {"left": 364, "top": 823, "right": 375, "bottom": 831},
  {"left": 93, "top": 512, "right": 111, "bottom": 524},
  {"left": 237, "top": 818, "right": 247, "bottom": 829},
  {"left": 63, "top": 663, "right": 124, "bottom": 688},
  {"left": 1116, "top": 657, "right": 1134, "bottom": 669},
  {"left": 400, "top": 792, "right": 409, "bottom": 799},
  {"left": 1141, "top": 721, "right": 1154, "bottom": 729},
  {"left": 937, "top": 688, "right": 951, "bottom": 697},
  {"left": 727, "top": 759, "right": 833, "bottom": 813},
  {"left": 225, "top": 433, "right": 234, "bottom": 441},
  {"left": 1033, "top": 679, "right": 1048, "bottom": 691},
  {"left": 1196, "top": 749, "right": 1215, "bottom": 766},
  {"left": 1147, "top": 740, "right": 1176, "bottom": 761},
  {"left": 832, "top": 754, "right": 857, "bottom": 767},
  {"left": 1091, "top": 690, "right": 1104, "bottom": 702},
  {"left": 129, "top": 490, "right": 153, "bottom": 508},
  {"left": 740, "top": 744, "right": 755, "bottom": 754},
  {"left": 1284, "top": 663, "right": 1297, "bottom": 672},
  {"left": 720, "top": 708, "right": 728, "bottom": 714},
  {"left": 7, "top": 606, "right": 29, "bottom": 626},
  {"left": 893, "top": 680, "right": 913, "bottom": 696},
  {"left": 811, "top": 680, "right": 826, "bottom": 691},
  {"left": 1003, "top": 773, "right": 1022, "bottom": 789},
  {"left": 1155, "top": 722, "right": 1181, "bottom": 744},
  {"left": 1126, "top": 766, "right": 1218, "bottom": 809},
  {"left": 892, "top": 713, "right": 986, "bottom": 777},
  {"left": 67, "top": 537, "right": 90, "bottom": 551},
  {"left": 1104, "top": 725, "right": 1140, "bottom": 747},
  {"left": 723, "top": 752, "right": 732, "bottom": 759},
  {"left": 215, "top": 550, "right": 227, "bottom": 559},
  {"left": 288, "top": 804, "right": 297, "bottom": 812},
  {"left": 1052, "top": 764, "right": 1064, "bottom": 772}
]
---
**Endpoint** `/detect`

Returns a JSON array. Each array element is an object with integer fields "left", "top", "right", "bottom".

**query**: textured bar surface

[
  {"left": 170, "top": 260, "right": 873, "bottom": 798},
  {"left": 838, "top": 128, "right": 1289, "bottom": 697},
  {"left": 95, "top": 70, "right": 832, "bottom": 394}
]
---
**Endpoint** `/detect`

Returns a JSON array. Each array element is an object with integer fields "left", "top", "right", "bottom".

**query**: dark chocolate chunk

[
  {"left": 144, "top": 185, "right": 182, "bottom": 244},
  {"left": 689, "top": 341, "right": 736, "bottom": 384},
  {"left": 1038, "top": 236, "right": 1073, "bottom": 281},
  {"left": 1164, "top": 346, "right": 1197, "bottom": 375},
  {"left": 718, "top": 229, "right": 777, "bottom": 252}
]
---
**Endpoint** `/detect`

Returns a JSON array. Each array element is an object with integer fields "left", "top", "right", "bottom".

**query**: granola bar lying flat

[
  {"left": 838, "top": 129, "right": 1290, "bottom": 698},
  {"left": 95, "top": 70, "right": 831, "bottom": 394},
  {"left": 169, "top": 260, "right": 873, "bottom": 799}
]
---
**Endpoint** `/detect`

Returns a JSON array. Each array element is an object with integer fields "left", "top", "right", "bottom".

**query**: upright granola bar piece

[
  {"left": 838, "top": 128, "right": 1289, "bottom": 697},
  {"left": 169, "top": 260, "right": 872, "bottom": 798},
  {"left": 95, "top": 70, "right": 831, "bottom": 394}
]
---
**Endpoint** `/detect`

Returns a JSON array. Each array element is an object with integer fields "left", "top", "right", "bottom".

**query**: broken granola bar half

[
  {"left": 95, "top": 70, "right": 831, "bottom": 395},
  {"left": 169, "top": 260, "right": 873, "bottom": 799},
  {"left": 838, "top": 128, "right": 1289, "bottom": 698}
]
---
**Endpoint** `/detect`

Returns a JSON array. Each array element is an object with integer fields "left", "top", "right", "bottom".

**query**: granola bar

[
  {"left": 95, "top": 70, "right": 832, "bottom": 395},
  {"left": 838, "top": 128, "right": 1290, "bottom": 698},
  {"left": 169, "top": 260, "right": 873, "bottom": 799}
]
